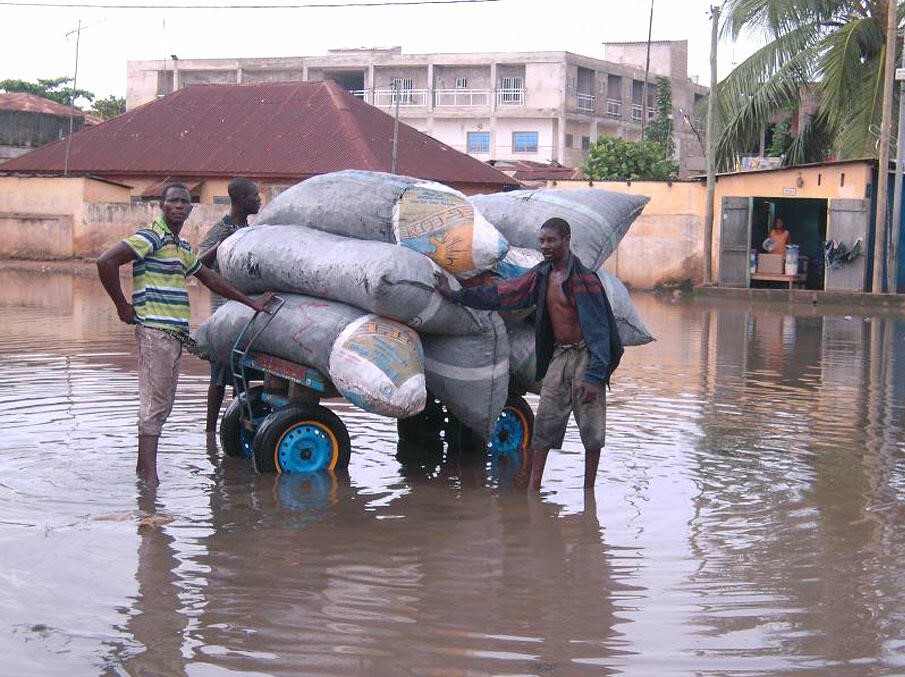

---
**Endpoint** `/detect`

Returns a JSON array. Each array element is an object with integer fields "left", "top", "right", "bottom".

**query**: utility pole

[
  {"left": 872, "top": 0, "right": 898, "bottom": 293},
  {"left": 391, "top": 80, "right": 400, "bottom": 174},
  {"left": 702, "top": 4, "right": 719, "bottom": 286},
  {"left": 63, "top": 18, "right": 81, "bottom": 177},
  {"left": 641, "top": 0, "right": 654, "bottom": 139},
  {"left": 890, "top": 29, "right": 905, "bottom": 293}
]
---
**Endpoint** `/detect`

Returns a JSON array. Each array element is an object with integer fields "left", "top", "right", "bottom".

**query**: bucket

[
  {"left": 784, "top": 244, "right": 800, "bottom": 275},
  {"left": 785, "top": 244, "right": 800, "bottom": 265}
]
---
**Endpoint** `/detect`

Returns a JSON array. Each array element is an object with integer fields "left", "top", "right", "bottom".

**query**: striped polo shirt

[{"left": 123, "top": 216, "right": 202, "bottom": 334}]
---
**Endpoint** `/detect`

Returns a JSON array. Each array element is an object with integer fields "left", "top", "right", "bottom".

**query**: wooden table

[{"left": 750, "top": 272, "right": 807, "bottom": 289}]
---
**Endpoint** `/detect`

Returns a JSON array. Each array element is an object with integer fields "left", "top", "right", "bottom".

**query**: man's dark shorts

[{"left": 531, "top": 341, "right": 607, "bottom": 451}]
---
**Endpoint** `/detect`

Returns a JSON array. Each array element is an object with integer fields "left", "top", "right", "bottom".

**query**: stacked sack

[
  {"left": 192, "top": 170, "right": 653, "bottom": 437},
  {"left": 193, "top": 170, "right": 511, "bottom": 437}
]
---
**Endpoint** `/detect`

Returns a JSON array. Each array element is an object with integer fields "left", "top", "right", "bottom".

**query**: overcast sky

[{"left": 0, "top": 0, "right": 759, "bottom": 102}]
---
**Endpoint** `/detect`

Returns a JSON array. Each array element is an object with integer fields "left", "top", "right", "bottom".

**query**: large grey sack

[
  {"left": 218, "top": 224, "right": 490, "bottom": 335},
  {"left": 256, "top": 169, "right": 412, "bottom": 241},
  {"left": 191, "top": 294, "right": 426, "bottom": 418},
  {"left": 254, "top": 169, "right": 508, "bottom": 278},
  {"left": 596, "top": 268, "right": 654, "bottom": 347},
  {"left": 420, "top": 312, "right": 510, "bottom": 438},
  {"left": 470, "top": 188, "right": 648, "bottom": 270}
]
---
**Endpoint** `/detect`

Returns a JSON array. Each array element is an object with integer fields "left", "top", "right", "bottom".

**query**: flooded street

[{"left": 3, "top": 266, "right": 905, "bottom": 675}]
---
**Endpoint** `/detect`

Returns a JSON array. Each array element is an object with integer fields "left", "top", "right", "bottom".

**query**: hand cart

[{"left": 218, "top": 297, "right": 535, "bottom": 475}]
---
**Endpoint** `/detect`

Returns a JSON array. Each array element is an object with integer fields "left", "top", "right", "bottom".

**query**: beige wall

[
  {"left": 0, "top": 177, "right": 130, "bottom": 259},
  {"left": 85, "top": 202, "right": 226, "bottom": 257},
  {"left": 552, "top": 179, "right": 706, "bottom": 288},
  {"left": 0, "top": 175, "right": 226, "bottom": 258}
]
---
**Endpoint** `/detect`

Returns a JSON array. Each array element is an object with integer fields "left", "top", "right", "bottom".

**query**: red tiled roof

[
  {"left": 0, "top": 92, "right": 85, "bottom": 117},
  {"left": 0, "top": 81, "right": 519, "bottom": 189}
]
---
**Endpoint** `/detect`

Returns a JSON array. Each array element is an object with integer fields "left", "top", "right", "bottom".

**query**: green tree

[
  {"left": 645, "top": 76, "right": 675, "bottom": 160},
  {"left": 0, "top": 76, "right": 94, "bottom": 107},
  {"left": 89, "top": 95, "right": 125, "bottom": 119},
  {"left": 767, "top": 113, "right": 793, "bottom": 158},
  {"left": 712, "top": 0, "right": 898, "bottom": 168},
  {"left": 581, "top": 135, "right": 678, "bottom": 181}
]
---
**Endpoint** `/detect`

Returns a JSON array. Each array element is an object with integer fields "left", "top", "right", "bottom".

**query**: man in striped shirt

[{"left": 97, "top": 183, "right": 273, "bottom": 487}]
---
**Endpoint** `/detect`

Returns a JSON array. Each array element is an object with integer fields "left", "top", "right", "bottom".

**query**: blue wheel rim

[
  {"left": 490, "top": 408, "right": 526, "bottom": 457},
  {"left": 275, "top": 421, "right": 338, "bottom": 473}
]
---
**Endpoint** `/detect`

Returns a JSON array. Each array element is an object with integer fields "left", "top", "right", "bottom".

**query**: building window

[
  {"left": 467, "top": 131, "right": 490, "bottom": 153},
  {"left": 455, "top": 77, "right": 468, "bottom": 89},
  {"left": 581, "top": 136, "right": 591, "bottom": 151},
  {"left": 213, "top": 195, "right": 231, "bottom": 205},
  {"left": 512, "top": 131, "right": 538, "bottom": 153},
  {"left": 391, "top": 77, "right": 414, "bottom": 104},
  {"left": 565, "top": 133, "right": 573, "bottom": 148}
]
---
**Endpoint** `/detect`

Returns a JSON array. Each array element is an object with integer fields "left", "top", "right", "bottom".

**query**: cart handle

[{"left": 232, "top": 294, "right": 285, "bottom": 357}]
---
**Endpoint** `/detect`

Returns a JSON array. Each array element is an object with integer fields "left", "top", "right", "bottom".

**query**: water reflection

[{"left": 3, "top": 267, "right": 905, "bottom": 674}]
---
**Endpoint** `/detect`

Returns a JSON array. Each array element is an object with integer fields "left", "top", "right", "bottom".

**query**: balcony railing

[
  {"left": 434, "top": 88, "right": 490, "bottom": 107},
  {"left": 349, "top": 89, "right": 371, "bottom": 103},
  {"left": 372, "top": 88, "right": 430, "bottom": 108},
  {"left": 497, "top": 88, "right": 525, "bottom": 106},
  {"left": 576, "top": 92, "right": 596, "bottom": 113},
  {"left": 605, "top": 98, "right": 622, "bottom": 118}
]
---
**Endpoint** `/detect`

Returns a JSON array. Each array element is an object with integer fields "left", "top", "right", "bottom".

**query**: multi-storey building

[{"left": 127, "top": 41, "right": 708, "bottom": 176}]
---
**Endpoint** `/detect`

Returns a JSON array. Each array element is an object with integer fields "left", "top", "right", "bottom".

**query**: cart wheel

[
  {"left": 220, "top": 386, "right": 272, "bottom": 459},
  {"left": 253, "top": 405, "right": 351, "bottom": 474},
  {"left": 396, "top": 394, "right": 446, "bottom": 443},
  {"left": 490, "top": 395, "right": 534, "bottom": 457}
]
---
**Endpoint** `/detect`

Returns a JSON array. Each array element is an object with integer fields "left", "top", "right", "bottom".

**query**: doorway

[{"left": 751, "top": 197, "right": 827, "bottom": 289}]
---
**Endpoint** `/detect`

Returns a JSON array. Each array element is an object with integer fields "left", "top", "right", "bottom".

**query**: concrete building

[
  {"left": 0, "top": 93, "right": 96, "bottom": 163},
  {"left": 127, "top": 42, "right": 709, "bottom": 176}
]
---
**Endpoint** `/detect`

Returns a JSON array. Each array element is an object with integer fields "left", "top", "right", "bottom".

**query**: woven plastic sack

[
  {"left": 420, "top": 312, "right": 510, "bottom": 438},
  {"left": 217, "top": 224, "right": 490, "bottom": 335},
  {"left": 191, "top": 294, "right": 426, "bottom": 418},
  {"left": 254, "top": 169, "right": 508, "bottom": 278},
  {"left": 596, "top": 268, "right": 654, "bottom": 347},
  {"left": 470, "top": 188, "right": 648, "bottom": 270}
]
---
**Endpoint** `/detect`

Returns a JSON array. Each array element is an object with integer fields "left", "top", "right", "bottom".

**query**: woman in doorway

[{"left": 767, "top": 217, "right": 791, "bottom": 256}]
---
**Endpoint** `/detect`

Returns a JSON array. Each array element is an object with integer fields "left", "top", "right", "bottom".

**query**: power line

[{"left": 1, "top": 0, "right": 500, "bottom": 8}]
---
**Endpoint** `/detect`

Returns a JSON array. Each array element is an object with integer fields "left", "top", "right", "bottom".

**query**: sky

[{"left": 0, "top": 0, "right": 760, "bottom": 103}]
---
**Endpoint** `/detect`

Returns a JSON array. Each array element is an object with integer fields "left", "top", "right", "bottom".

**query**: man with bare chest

[{"left": 435, "top": 217, "right": 623, "bottom": 490}]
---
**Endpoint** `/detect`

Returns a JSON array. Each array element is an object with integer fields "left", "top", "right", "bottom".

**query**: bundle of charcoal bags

[{"left": 192, "top": 169, "right": 653, "bottom": 438}]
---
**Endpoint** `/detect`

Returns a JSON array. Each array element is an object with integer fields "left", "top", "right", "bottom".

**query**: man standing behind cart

[
  {"left": 197, "top": 177, "right": 262, "bottom": 438},
  {"left": 435, "top": 217, "right": 623, "bottom": 491},
  {"left": 97, "top": 182, "right": 273, "bottom": 487}
]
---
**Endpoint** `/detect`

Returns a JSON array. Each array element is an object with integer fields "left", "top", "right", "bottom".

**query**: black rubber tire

[
  {"left": 253, "top": 404, "right": 352, "bottom": 474},
  {"left": 396, "top": 394, "right": 447, "bottom": 444},
  {"left": 220, "top": 386, "right": 272, "bottom": 459}
]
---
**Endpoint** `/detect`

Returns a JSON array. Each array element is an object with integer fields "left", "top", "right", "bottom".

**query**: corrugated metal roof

[
  {"left": 0, "top": 81, "right": 519, "bottom": 189},
  {"left": 0, "top": 92, "right": 85, "bottom": 117}
]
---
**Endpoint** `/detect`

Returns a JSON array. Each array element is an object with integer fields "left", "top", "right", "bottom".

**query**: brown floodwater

[{"left": 3, "top": 267, "right": 905, "bottom": 676}]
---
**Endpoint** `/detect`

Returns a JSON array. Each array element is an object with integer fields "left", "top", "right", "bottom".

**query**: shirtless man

[{"left": 435, "top": 217, "right": 623, "bottom": 490}]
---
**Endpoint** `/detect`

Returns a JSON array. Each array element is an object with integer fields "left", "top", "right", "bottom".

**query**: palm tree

[{"left": 712, "top": 0, "right": 901, "bottom": 170}]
